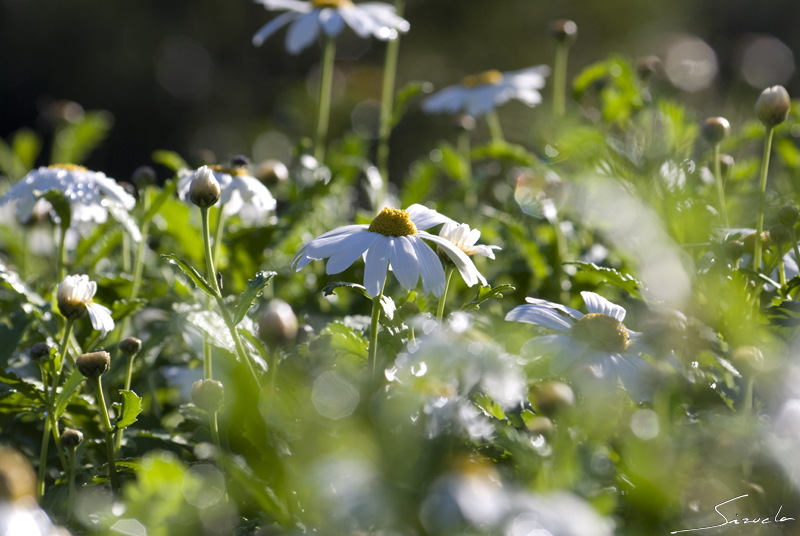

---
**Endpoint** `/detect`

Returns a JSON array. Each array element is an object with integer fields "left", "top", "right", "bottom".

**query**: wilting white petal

[{"left": 87, "top": 302, "right": 115, "bottom": 337}]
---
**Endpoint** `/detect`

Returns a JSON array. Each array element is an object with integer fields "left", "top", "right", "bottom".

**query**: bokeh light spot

[
  {"left": 664, "top": 36, "right": 717, "bottom": 92},
  {"left": 740, "top": 35, "right": 794, "bottom": 88},
  {"left": 312, "top": 371, "right": 359, "bottom": 420}
]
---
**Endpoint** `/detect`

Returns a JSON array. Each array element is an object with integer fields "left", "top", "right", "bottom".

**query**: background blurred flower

[
  {"left": 252, "top": 0, "right": 410, "bottom": 54},
  {"left": 422, "top": 66, "right": 550, "bottom": 117}
]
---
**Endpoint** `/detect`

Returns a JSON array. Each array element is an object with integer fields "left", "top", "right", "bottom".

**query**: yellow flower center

[
  {"left": 311, "top": 0, "right": 352, "bottom": 7},
  {"left": 461, "top": 69, "right": 504, "bottom": 87},
  {"left": 368, "top": 207, "right": 417, "bottom": 237},
  {"left": 572, "top": 313, "right": 630, "bottom": 353},
  {"left": 209, "top": 165, "right": 248, "bottom": 176},
  {"left": 49, "top": 164, "right": 87, "bottom": 171}
]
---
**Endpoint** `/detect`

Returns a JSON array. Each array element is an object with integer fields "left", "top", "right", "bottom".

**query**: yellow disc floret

[
  {"left": 368, "top": 207, "right": 417, "bottom": 237},
  {"left": 312, "top": 0, "right": 353, "bottom": 7},
  {"left": 462, "top": 69, "right": 504, "bottom": 87},
  {"left": 49, "top": 164, "right": 88, "bottom": 171},
  {"left": 572, "top": 313, "right": 630, "bottom": 353}
]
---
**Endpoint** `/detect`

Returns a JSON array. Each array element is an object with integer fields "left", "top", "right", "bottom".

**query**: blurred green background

[{"left": 1, "top": 0, "right": 799, "bottom": 182}]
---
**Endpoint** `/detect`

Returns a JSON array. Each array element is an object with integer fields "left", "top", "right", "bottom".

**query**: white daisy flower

[
  {"left": 506, "top": 291, "right": 654, "bottom": 402},
  {"left": 422, "top": 66, "right": 550, "bottom": 118},
  {"left": 252, "top": 0, "right": 410, "bottom": 55},
  {"left": 437, "top": 221, "right": 500, "bottom": 286},
  {"left": 57, "top": 274, "right": 115, "bottom": 337},
  {"left": 177, "top": 165, "right": 277, "bottom": 224},
  {"left": 0, "top": 164, "right": 140, "bottom": 241},
  {"left": 292, "top": 205, "right": 487, "bottom": 297}
]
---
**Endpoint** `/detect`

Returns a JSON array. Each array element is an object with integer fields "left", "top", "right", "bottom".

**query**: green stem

[
  {"left": 553, "top": 41, "right": 570, "bottom": 118},
  {"left": 122, "top": 230, "right": 132, "bottom": 274},
  {"left": 212, "top": 205, "right": 226, "bottom": 266},
  {"left": 755, "top": 127, "right": 775, "bottom": 271},
  {"left": 56, "top": 318, "right": 75, "bottom": 378},
  {"left": 37, "top": 418, "right": 52, "bottom": 499},
  {"left": 457, "top": 128, "right": 475, "bottom": 210},
  {"left": 57, "top": 222, "right": 68, "bottom": 281},
  {"left": 209, "top": 411, "right": 221, "bottom": 454},
  {"left": 121, "top": 193, "right": 151, "bottom": 340},
  {"left": 485, "top": 110, "right": 505, "bottom": 145},
  {"left": 779, "top": 250, "right": 787, "bottom": 287},
  {"left": 743, "top": 376, "right": 755, "bottom": 414},
  {"left": 114, "top": 351, "right": 138, "bottom": 453},
  {"left": 551, "top": 215, "right": 569, "bottom": 303},
  {"left": 202, "top": 204, "right": 226, "bottom": 381},
  {"left": 436, "top": 267, "right": 455, "bottom": 323},
  {"left": 21, "top": 228, "right": 28, "bottom": 280},
  {"left": 67, "top": 447, "right": 77, "bottom": 523},
  {"left": 713, "top": 144, "right": 729, "bottom": 227},
  {"left": 369, "top": 285, "right": 386, "bottom": 383},
  {"left": 377, "top": 0, "right": 405, "bottom": 190},
  {"left": 314, "top": 36, "right": 337, "bottom": 164},
  {"left": 789, "top": 227, "right": 800, "bottom": 273},
  {"left": 92, "top": 376, "right": 119, "bottom": 494}
]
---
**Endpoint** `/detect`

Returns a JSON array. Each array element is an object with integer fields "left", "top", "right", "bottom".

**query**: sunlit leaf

[
  {"left": 115, "top": 389, "right": 143, "bottom": 430},
  {"left": 233, "top": 271, "right": 277, "bottom": 325},
  {"left": 51, "top": 110, "right": 113, "bottom": 165},
  {"left": 161, "top": 254, "right": 218, "bottom": 297},
  {"left": 462, "top": 284, "right": 516, "bottom": 311},
  {"left": 152, "top": 150, "right": 188, "bottom": 173},
  {"left": 322, "top": 281, "right": 395, "bottom": 319},
  {"left": 565, "top": 261, "right": 644, "bottom": 300},
  {"left": 54, "top": 368, "right": 84, "bottom": 420}
]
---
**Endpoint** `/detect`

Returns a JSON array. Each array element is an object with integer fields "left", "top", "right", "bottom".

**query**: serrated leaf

[
  {"left": 0, "top": 368, "right": 44, "bottom": 404},
  {"left": 173, "top": 304, "right": 234, "bottom": 353},
  {"left": 152, "top": 150, "right": 188, "bottom": 172},
  {"left": 115, "top": 390, "right": 143, "bottom": 430},
  {"left": 161, "top": 254, "right": 218, "bottom": 297},
  {"left": 767, "top": 300, "right": 800, "bottom": 327},
  {"left": 320, "top": 322, "right": 368, "bottom": 361},
  {"left": 462, "top": 284, "right": 516, "bottom": 311},
  {"left": 565, "top": 262, "right": 644, "bottom": 300},
  {"left": 233, "top": 271, "right": 277, "bottom": 325},
  {"left": 322, "top": 281, "right": 395, "bottom": 319},
  {"left": 0, "top": 263, "right": 48, "bottom": 310},
  {"left": 54, "top": 368, "right": 85, "bottom": 420}
]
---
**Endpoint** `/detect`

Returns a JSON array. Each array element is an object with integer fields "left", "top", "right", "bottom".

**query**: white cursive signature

[{"left": 671, "top": 494, "right": 795, "bottom": 534}]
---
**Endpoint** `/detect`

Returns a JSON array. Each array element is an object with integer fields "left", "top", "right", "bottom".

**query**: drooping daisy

[
  {"left": 422, "top": 66, "right": 550, "bottom": 118},
  {"left": 177, "top": 163, "right": 276, "bottom": 224},
  {"left": 506, "top": 291, "right": 654, "bottom": 402},
  {"left": 437, "top": 221, "right": 501, "bottom": 286},
  {"left": 293, "top": 205, "right": 486, "bottom": 297},
  {"left": 0, "top": 164, "right": 140, "bottom": 241},
  {"left": 252, "top": 0, "right": 410, "bottom": 54},
  {"left": 57, "top": 274, "right": 115, "bottom": 337}
]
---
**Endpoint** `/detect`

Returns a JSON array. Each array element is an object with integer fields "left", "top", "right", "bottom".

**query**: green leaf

[
  {"left": 173, "top": 304, "right": 235, "bottom": 353},
  {"left": 39, "top": 190, "right": 71, "bottom": 228},
  {"left": 54, "top": 368, "right": 85, "bottom": 420},
  {"left": 0, "top": 263, "right": 48, "bottom": 311},
  {"left": 0, "top": 138, "right": 26, "bottom": 181},
  {"left": 462, "top": 284, "right": 516, "bottom": 311},
  {"left": 143, "top": 176, "right": 180, "bottom": 224},
  {"left": 161, "top": 254, "right": 218, "bottom": 297},
  {"left": 565, "top": 261, "right": 645, "bottom": 300},
  {"left": 152, "top": 150, "right": 188, "bottom": 172},
  {"left": 12, "top": 128, "right": 42, "bottom": 172},
  {"left": 233, "top": 271, "right": 277, "bottom": 325},
  {"left": 0, "top": 312, "right": 33, "bottom": 363},
  {"left": 392, "top": 81, "right": 432, "bottom": 127},
  {"left": 322, "top": 281, "right": 395, "bottom": 319},
  {"left": 115, "top": 390, "right": 143, "bottom": 430},
  {"left": 320, "top": 322, "right": 368, "bottom": 361},
  {"left": 51, "top": 110, "right": 113, "bottom": 165},
  {"left": 0, "top": 368, "right": 44, "bottom": 404},
  {"left": 471, "top": 142, "right": 539, "bottom": 167},
  {"left": 767, "top": 300, "right": 800, "bottom": 327}
]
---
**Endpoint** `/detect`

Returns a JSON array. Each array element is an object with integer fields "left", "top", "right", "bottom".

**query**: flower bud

[
  {"left": 76, "top": 351, "right": 110, "bottom": 379},
  {"left": 742, "top": 231, "right": 771, "bottom": 253},
  {"left": 120, "top": 337, "right": 142, "bottom": 357},
  {"left": 398, "top": 301, "right": 421, "bottom": 320},
  {"left": 732, "top": 346, "right": 764, "bottom": 376},
  {"left": 717, "top": 154, "right": 734, "bottom": 179},
  {"left": 723, "top": 239, "right": 745, "bottom": 261},
  {"left": 0, "top": 447, "right": 36, "bottom": 502},
  {"left": 701, "top": 117, "right": 730, "bottom": 145},
  {"left": 189, "top": 166, "right": 221, "bottom": 208},
  {"left": 526, "top": 415, "right": 554, "bottom": 435},
  {"left": 29, "top": 342, "right": 53, "bottom": 363},
  {"left": 191, "top": 379, "right": 224, "bottom": 413},
  {"left": 778, "top": 205, "right": 799, "bottom": 228},
  {"left": 258, "top": 299, "right": 299, "bottom": 347},
  {"left": 532, "top": 381, "right": 576, "bottom": 415},
  {"left": 231, "top": 155, "right": 250, "bottom": 168},
  {"left": 455, "top": 114, "right": 476, "bottom": 132},
  {"left": 548, "top": 19, "right": 577, "bottom": 44},
  {"left": 636, "top": 56, "right": 662, "bottom": 79},
  {"left": 131, "top": 165, "right": 157, "bottom": 189},
  {"left": 755, "top": 85, "right": 791, "bottom": 128},
  {"left": 61, "top": 429, "right": 84, "bottom": 449},
  {"left": 769, "top": 223, "right": 790, "bottom": 245},
  {"left": 256, "top": 159, "right": 289, "bottom": 184}
]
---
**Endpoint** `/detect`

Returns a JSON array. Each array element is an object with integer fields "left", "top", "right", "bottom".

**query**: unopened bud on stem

[
  {"left": 189, "top": 166, "right": 221, "bottom": 208},
  {"left": 756, "top": 86, "right": 791, "bottom": 128},
  {"left": 701, "top": 117, "right": 730, "bottom": 145},
  {"left": 76, "top": 351, "right": 110, "bottom": 379},
  {"left": 191, "top": 379, "right": 224, "bottom": 414}
]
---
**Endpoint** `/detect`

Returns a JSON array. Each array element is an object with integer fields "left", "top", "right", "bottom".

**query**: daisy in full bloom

[
  {"left": 422, "top": 66, "right": 550, "bottom": 117},
  {"left": 437, "top": 221, "right": 501, "bottom": 286},
  {"left": 506, "top": 291, "right": 654, "bottom": 402},
  {"left": 57, "top": 274, "right": 114, "bottom": 336},
  {"left": 252, "top": 0, "right": 410, "bottom": 54},
  {"left": 293, "top": 205, "right": 487, "bottom": 297},
  {"left": 177, "top": 162, "right": 276, "bottom": 224},
  {"left": 0, "top": 164, "right": 140, "bottom": 240}
]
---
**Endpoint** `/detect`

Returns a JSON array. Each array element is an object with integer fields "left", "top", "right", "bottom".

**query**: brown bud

[
  {"left": 256, "top": 159, "right": 289, "bottom": 184},
  {"left": 636, "top": 56, "right": 662, "bottom": 79},
  {"left": 532, "top": 381, "right": 575, "bottom": 415},
  {"left": 61, "top": 429, "right": 84, "bottom": 449},
  {"left": 29, "top": 342, "right": 53, "bottom": 363},
  {"left": 189, "top": 166, "right": 221, "bottom": 208},
  {"left": 258, "top": 299, "right": 299, "bottom": 347},
  {"left": 526, "top": 415, "right": 555, "bottom": 435},
  {"left": 742, "top": 231, "right": 771, "bottom": 253},
  {"left": 701, "top": 117, "right": 730, "bottom": 145},
  {"left": 756, "top": 85, "right": 791, "bottom": 128},
  {"left": 119, "top": 337, "right": 142, "bottom": 357},
  {"left": 191, "top": 379, "right": 224, "bottom": 414},
  {"left": 76, "top": 351, "right": 110, "bottom": 379},
  {"left": 0, "top": 447, "right": 36, "bottom": 502},
  {"left": 548, "top": 19, "right": 577, "bottom": 44}
]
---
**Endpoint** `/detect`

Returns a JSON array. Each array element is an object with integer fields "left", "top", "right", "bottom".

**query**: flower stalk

[
  {"left": 377, "top": 0, "right": 405, "bottom": 190},
  {"left": 754, "top": 126, "right": 775, "bottom": 271},
  {"left": 436, "top": 266, "right": 455, "bottom": 323},
  {"left": 315, "top": 36, "right": 337, "bottom": 163},
  {"left": 92, "top": 375, "right": 120, "bottom": 493},
  {"left": 485, "top": 110, "right": 505, "bottom": 145}
]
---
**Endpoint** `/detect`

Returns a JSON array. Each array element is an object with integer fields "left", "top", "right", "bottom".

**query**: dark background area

[{"left": 1, "top": 0, "right": 799, "bottom": 182}]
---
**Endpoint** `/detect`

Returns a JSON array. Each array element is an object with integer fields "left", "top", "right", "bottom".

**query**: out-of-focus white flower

[
  {"left": 0, "top": 164, "right": 140, "bottom": 241},
  {"left": 293, "top": 205, "right": 485, "bottom": 297},
  {"left": 177, "top": 165, "right": 276, "bottom": 225},
  {"left": 252, "top": 0, "right": 410, "bottom": 55},
  {"left": 422, "top": 66, "right": 550, "bottom": 117},
  {"left": 57, "top": 274, "right": 114, "bottom": 337},
  {"left": 506, "top": 291, "right": 655, "bottom": 402},
  {"left": 438, "top": 221, "right": 500, "bottom": 286}
]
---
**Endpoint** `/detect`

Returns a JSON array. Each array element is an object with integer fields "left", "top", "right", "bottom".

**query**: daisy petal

[
  {"left": 364, "top": 237, "right": 391, "bottom": 297},
  {"left": 325, "top": 231, "right": 379, "bottom": 274},
  {"left": 256, "top": 0, "right": 311, "bottom": 11},
  {"left": 505, "top": 304, "right": 574, "bottom": 332},
  {"left": 286, "top": 10, "right": 321, "bottom": 55},
  {"left": 524, "top": 297, "right": 584, "bottom": 320},
  {"left": 253, "top": 11, "right": 300, "bottom": 46},
  {"left": 405, "top": 204, "right": 451, "bottom": 230},
  {"left": 409, "top": 236, "right": 446, "bottom": 296},
  {"left": 389, "top": 236, "right": 420, "bottom": 290},
  {"left": 338, "top": 5, "right": 375, "bottom": 38},
  {"left": 305, "top": 225, "right": 370, "bottom": 259},
  {"left": 421, "top": 86, "right": 469, "bottom": 114},
  {"left": 520, "top": 334, "right": 573, "bottom": 358},
  {"left": 614, "top": 354, "right": 655, "bottom": 403},
  {"left": 86, "top": 303, "right": 115, "bottom": 337},
  {"left": 550, "top": 339, "right": 585, "bottom": 374},
  {"left": 318, "top": 8, "right": 345, "bottom": 36},
  {"left": 422, "top": 233, "right": 485, "bottom": 287},
  {"left": 581, "top": 291, "right": 626, "bottom": 322}
]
